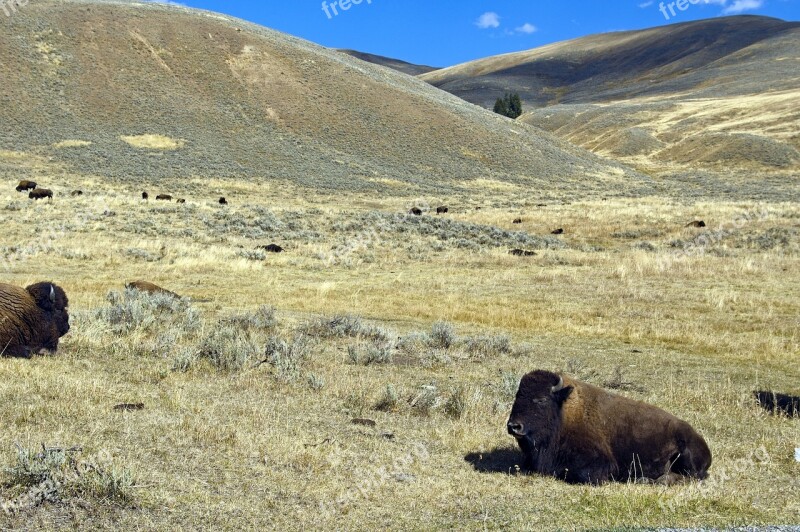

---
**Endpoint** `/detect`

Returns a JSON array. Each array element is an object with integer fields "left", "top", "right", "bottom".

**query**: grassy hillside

[{"left": 338, "top": 49, "right": 439, "bottom": 76}]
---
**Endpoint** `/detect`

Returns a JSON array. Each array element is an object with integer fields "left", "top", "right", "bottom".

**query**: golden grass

[
  {"left": 120, "top": 134, "right": 185, "bottom": 151},
  {"left": 0, "top": 180, "right": 798, "bottom": 529}
]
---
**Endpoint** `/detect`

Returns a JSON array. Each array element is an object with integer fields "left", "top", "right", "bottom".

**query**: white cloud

[
  {"left": 476, "top": 12, "right": 501, "bottom": 29},
  {"left": 721, "top": 0, "right": 764, "bottom": 14},
  {"left": 515, "top": 23, "right": 538, "bottom": 34}
]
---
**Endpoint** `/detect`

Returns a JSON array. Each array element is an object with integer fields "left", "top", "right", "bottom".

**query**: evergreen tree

[
  {"left": 493, "top": 97, "right": 509, "bottom": 117},
  {"left": 492, "top": 93, "right": 523, "bottom": 119}
]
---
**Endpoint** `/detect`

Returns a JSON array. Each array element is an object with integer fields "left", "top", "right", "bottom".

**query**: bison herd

[{"left": 15, "top": 181, "right": 231, "bottom": 206}]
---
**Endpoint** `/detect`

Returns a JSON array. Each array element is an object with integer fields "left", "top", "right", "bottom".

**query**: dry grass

[
  {"left": 119, "top": 134, "right": 185, "bottom": 151},
  {"left": 0, "top": 180, "right": 798, "bottom": 530}
]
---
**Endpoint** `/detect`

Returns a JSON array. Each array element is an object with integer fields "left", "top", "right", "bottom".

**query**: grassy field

[{"left": 0, "top": 179, "right": 798, "bottom": 530}]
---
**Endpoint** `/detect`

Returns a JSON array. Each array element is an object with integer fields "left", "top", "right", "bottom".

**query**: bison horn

[
  {"left": 551, "top": 376, "right": 564, "bottom": 393},
  {"left": 49, "top": 285, "right": 55, "bottom": 303}
]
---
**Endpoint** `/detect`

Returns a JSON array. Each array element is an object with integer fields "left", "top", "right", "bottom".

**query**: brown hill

[
  {"left": 0, "top": 0, "right": 647, "bottom": 197},
  {"left": 420, "top": 16, "right": 800, "bottom": 182},
  {"left": 338, "top": 49, "right": 438, "bottom": 76}
]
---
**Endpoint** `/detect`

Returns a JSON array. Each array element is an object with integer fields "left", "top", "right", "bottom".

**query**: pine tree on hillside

[{"left": 492, "top": 93, "right": 523, "bottom": 119}]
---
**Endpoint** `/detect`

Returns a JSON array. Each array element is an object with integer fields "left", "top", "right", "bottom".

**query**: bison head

[
  {"left": 507, "top": 370, "right": 573, "bottom": 470},
  {"left": 25, "top": 282, "right": 70, "bottom": 340}
]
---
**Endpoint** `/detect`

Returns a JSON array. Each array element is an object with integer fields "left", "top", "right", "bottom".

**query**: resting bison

[
  {"left": 219, "top": 197, "right": 228, "bottom": 205},
  {"left": 754, "top": 391, "right": 799, "bottom": 417},
  {"left": 176, "top": 198, "right": 186, "bottom": 204},
  {"left": 15, "top": 180, "right": 37, "bottom": 192},
  {"left": 70, "top": 190, "right": 83, "bottom": 197},
  {"left": 436, "top": 206, "right": 448, "bottom": 214},
  {"left": 513, "top": 218, "right": 522, "bottom": 224},
  {"left": 509, "top": 249, "right": 536, "bottom": 257},
  {"left": 686, "top": 220, "right": 706, "bottom": 228},
  {"left": 0, "top": 282, "right": 70, "bottom": 358},
  {"left": 551, "top": 228, "right": 564, "bottom": 235},
  {"left": 142, "top": 191, "right": 149, "bottom": 200},
  {"left": 257, "top": 244, "right": 284, "bottom": 253},
  {"left": 409, "top": 207, "right": 422, "bottom": 216},
  {"left": 125, "top": 281, "right": 179, "bottom": 298},
  {"left": 155, "top": 194, "right": 172, "bottom": 201},
  {"left": 29, "top": 188, "right": 53, "bottom": 200},
  {"left": 507, "top": 370, "right": 712, "bottom": 485}
]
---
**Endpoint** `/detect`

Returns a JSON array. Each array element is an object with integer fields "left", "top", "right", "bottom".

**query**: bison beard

[
  {"left": 507, "top": 370, "right": 712, "bottom": 485},
  {"left": 0, "top": 282, "right": 70, "bottom": 358}
]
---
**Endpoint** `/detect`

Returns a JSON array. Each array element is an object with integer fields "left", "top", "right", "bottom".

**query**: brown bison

[
  {"left": 0, "top": 282, "right": 70, "bottom": 358},
  {"left": 142, "top": 191, "right": 149, "bottom": 200},
  {"left": 551, "top": 228, "right": 564, "bottom": 235},
  {"left": 686, "top": 220, "right": 706, "bottom": 228},
  {"left": 70, "top": 190, "right": 83, "bottom": 197},
  {"left": 176, "top": 198, "right": 186, "bottom": 204},
  {"left": 155, "top": 194, "right": 172, "bottom": 201},
  {"left": 15, "top": 180, "right": 37, "bottom": 192},
  {"left": 409, "top": 207, "right": 422, "bottom": 216},
  {"left": 29, "top": 188, "right": 53, "bottom": 200},
  {"left": 219, "top": 197, "right": 228, "bottom": 205},
  {"left": 507, "top": 370, "right": 712, "bottom": 485},
  {"left": 509, "top": 249, "right": 536, "bottom": 257},
  {"left": 753, "top": 391, "right": 799, "bottom": 417},
  {"left": 436, "top": 206, "right": 448, "bottom": 214},
  {"left": 257, "top": 244, "right": 284, "bottom": 253},
  {"left": 513, "top": 218, "right": 522, "bottom": 224},
  {"left": 125, "top": 281, "right": 179, "bottom": 298}
]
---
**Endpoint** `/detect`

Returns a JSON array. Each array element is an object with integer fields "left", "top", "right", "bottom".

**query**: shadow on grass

[{"left": 464, "top": 446, "right": 525, "bottom": 475}]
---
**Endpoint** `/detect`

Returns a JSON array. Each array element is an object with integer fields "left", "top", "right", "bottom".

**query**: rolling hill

[
  {"left": 338, "top": 49, "right": 438, "bottom": 76},
  {"left": 0, "top": 0, "right": 648, "bottom": 197},
  {"left": 420, "top": 16, "right": 800, "bottom": 179}
]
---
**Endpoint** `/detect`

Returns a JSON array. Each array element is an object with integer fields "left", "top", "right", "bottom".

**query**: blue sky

[{"left": 167, "top": 0, "right": 799, "bottom": 67}]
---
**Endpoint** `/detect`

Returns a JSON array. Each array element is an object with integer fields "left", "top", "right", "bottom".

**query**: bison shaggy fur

[
  {"left": 551, "top": 228, "right": 564, "bottom": 235},
  {"left": 509, "top": 249, "right": 536, "bottom": 257},
  {"left": 409, "top": 207, "right": 422, "bottom": 216},
  {"left": 125, "top": 281, "right": 179, "bottom": 298},
  {"left": 142, "top": 191, "right": 149, "bottom": 200},
  {"left": 16, "top": 180, "right": 37, "bottom": 192},
  {"left": 436, "top": 206, "right": 449, "bottom": 214},
  {"left": 507, "top": 370, "right": 712, "bottom": 485},
  {"left": 257, "top": 244, "right": 284, "bottom": 253},
  {"left": 0, "top": 282, "right": 70, "bottom": 358},
  {"left": 155, "top": 194, "right": 172, "bottom": 201},
  {"left": 686, "top": 220, "right": 706, "bottom": 228},
  {"left": 219, "top": 197, "right": 228, "bottom": 205},
  {"left": 29, "top": 188, "right": 53, "bottom": 200},
  {"left": 753, "top": 390, "right": 799, "bottom": 417},
  {"left": 71, "top": 190, "right": 83, "bottom": 197}
]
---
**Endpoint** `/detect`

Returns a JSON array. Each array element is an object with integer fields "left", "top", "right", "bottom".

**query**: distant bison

[
  {"left": 686, "top": 220, "right": 706, "bottom": 228},
  {"left": 551, "top": 228, "right": 564, "bottom": 235},
  {"left": 142, "top": 191, "right": 149, "bottom": 200},
  {"left": 509, "top": 249, "right": 536, "bottom": 257},
  {"left": 155, "top": 194, "right": 172, "bottom": 201},
  {"left": 29, "top": 188, "right": 53, "bottom": 200},
  {"left": 176, "top": 198, "right": 186, "bottom": 204},
  {"left": 507, "top": 370, "right": 712, "bottom": 484},
  {"left": 409, "top": 207, "right": 422, "bottom": 216},
  {"left": 753, "top": 391, "right": 799, "bottom": 417},
  {"left": 15, "top": 180, "right": 37, "bottom": 192},
  {"left": 513, "top": 218, "right": 522, "bottom": 224},
  {"left": 219, "top": 197, "right": 228, "bottom": 205},
  {"left": 125, "top": 281, "right": 179, "bottom": 298},
  {"left": 0, "top": 282, "right": 70, "bottom": 358},
  {"left": 70, "top": 190, "right": 83, "bottom": 197},
  {"left": 257, "top": 244, "right": 284, "bottom": 253},
  {"left": 436, "top": 206, "right": 448, "bottom": 214}
]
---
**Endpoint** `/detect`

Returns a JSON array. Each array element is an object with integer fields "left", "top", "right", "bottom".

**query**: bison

[
  {"left": 70, "top": 190, "right": 83, "bottom": 197},
  {"left": 507, "top": 370, "right": 712, "bottom": 485},
  {"left": 753, "top": 391, "right": 799, "bottom": 417},
  {"left": 509, "top": 249, "right": 536, "bottom": 257},
  {"left": 219, "top": 197, "right": 228, "bottom": 205},
  {"left": 513, "top": 218, "right": 522, "bottom": 224},
  {"left": 257, "top": 244, "right": 284, "bottom": 253},
  {"left": 142, "top": 191, "right": 149, "bottom": 200},
  {"left": 686, "top": 220, "right": 706, "bottom": 228},
  {"left": 155, "top": 194, "right": 172, "bottom": 201},
  {"left": 15, "top": 180, "right": 37, "bottom": 192},
  {"left": 176, "top": 198, "right": 186, "bottom": 204},
  {"left": 551, "top": 228, "right": 564, "bottom": 235},
  {"left": 29, "top": 188, "right": 53, "bottom": 200},
  {"left": 436, "top": 206, "right": 449, "bottom": 214},
  {"left": 0, "top": 282, "right": 70, "bottom": 358},
  {"left": 125, "top": 281, "right": 179, "bottom": 298},
  {"left": 409, "top": 207, "right": 422, "bottom": 216}
]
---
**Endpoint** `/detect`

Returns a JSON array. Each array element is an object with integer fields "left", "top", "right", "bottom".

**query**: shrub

[
  {"left": 409, "top": 385, "right": 439, "bottom": 416},
  {"left": 262, "top": 334, "right": 313, "bottom": 382},
  {"left": 427, "top": 321, "right": 456, "bottom": 349},
  {"left": 461, "top": 334, "right": 512, "bottom": 359},
  {"left": 199, "top": 323, "right": 261, "bottom": 372},
  {"left": 375, "top": 384, "right": 401, "bottom": 412},
  {"left": 444, "top": 385, "right": 470, "bottom": 420},
  {"left": 97, "top": 288, "right": 201, "bottom": 335}
]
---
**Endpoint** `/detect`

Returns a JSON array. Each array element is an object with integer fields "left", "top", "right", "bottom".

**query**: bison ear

[{"left": 553, "top": 385, "right": 574, "bottom": 406}]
